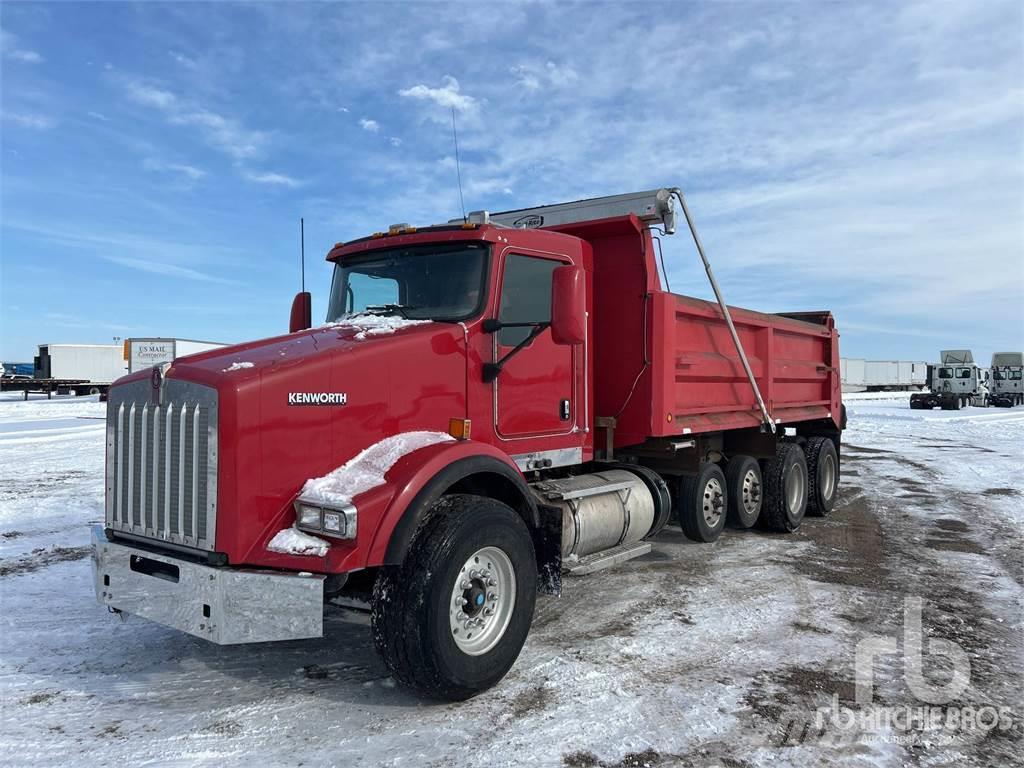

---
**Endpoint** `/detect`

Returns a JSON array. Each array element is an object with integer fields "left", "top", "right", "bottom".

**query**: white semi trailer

[
  {"left": 990, "top": 352, "right": 1024, "bottom": 407},
  {"left": 910, "top": 350, "right": 989, "bottom": 410},
  {"left": 125, "top": 338, "right": 226, "bottom": 373},
  {"left": 24, "top": 344, "right": 128, "bottom": 397},
  {"left": 840, "top": 358, "right": 927, "bottom": 392}
]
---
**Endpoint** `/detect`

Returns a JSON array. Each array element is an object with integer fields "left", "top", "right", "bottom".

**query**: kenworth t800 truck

[{"left": 92, "top": 188, "right": 844, "bottom": 700}]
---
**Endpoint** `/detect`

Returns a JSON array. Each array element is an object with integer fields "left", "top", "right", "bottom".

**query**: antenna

[
  {"left": 300, "top": 217, "right": 305, "bottom": 293},
  {"left": 451, "top": 107, "right": 467, "bottom": 222}
]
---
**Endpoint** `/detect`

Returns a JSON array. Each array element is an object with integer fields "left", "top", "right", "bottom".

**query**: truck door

[{"left": 492, "top": 251, "right": 577, "bottom": 438}]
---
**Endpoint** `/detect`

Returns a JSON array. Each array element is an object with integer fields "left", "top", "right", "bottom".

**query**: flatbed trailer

[
  {"left": 93, "top": 186, "right": 845, "bottom": 700},
  {"left": 0, "top": 377, "right": 100, "bottom": 400}
]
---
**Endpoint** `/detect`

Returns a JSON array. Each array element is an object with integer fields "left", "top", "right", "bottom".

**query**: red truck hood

[{"left": 111, "top": 319, "right": 468, "bottom": 567}]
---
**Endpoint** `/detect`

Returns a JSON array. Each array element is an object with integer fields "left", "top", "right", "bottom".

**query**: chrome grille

[{"left": 106, "top": 378, "right": 218, "bottom": 551}]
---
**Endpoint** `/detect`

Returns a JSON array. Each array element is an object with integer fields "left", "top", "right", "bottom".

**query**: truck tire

[
  {"left": 371, "top": 494, "right": 536, "bottom": 701},
  {"left": 677, "top": 462, "right": 728, "bottom": 542},
  {"left": 804, "top": 437, "right": 838, "bottom": 517},
  {"left": 759, "top": 443, "right": 808, "bottom": 532},
  {"left": 725, "top": 455, "right": 761, "bottom": 529}
]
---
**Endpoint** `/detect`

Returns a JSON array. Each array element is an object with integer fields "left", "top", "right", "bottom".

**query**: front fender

[{"left": 363, "top": 440, "right": 535, "bottom": 567}]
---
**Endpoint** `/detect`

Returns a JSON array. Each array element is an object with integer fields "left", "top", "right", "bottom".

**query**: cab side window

[{"left": 498, "top": 254, "right": 560, "bottom": 346}]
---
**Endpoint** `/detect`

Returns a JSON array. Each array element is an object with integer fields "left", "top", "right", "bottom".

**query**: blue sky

[{"left": 1, "top": 1, "right": 1022, "bottom": 364}]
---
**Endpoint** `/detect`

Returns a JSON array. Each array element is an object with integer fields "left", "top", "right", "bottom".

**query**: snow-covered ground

[{"left": 1, "top": 392, "right": 1021, "bottom": 767}]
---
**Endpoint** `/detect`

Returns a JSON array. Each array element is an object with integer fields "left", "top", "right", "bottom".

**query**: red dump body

[{"left": 551, "top": 214, "right": 841, "bottom": 449}]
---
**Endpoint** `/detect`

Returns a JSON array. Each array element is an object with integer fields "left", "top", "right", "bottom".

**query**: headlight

[
  {"left": 297, "top": 504, "right": 322, "bottom": 528},
  {"left": 293, "top": 497, "right": 357, "bottom": 540},
  {"left": 323, "top": 511, "right": 343, "bottom": 534}
]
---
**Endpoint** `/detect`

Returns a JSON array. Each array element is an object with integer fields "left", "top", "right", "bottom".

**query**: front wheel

[{"left": 371, "top": 494, "right": 536, "bottom": 701}]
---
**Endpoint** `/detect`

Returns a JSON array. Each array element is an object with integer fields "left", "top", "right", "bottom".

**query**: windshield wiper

[{"left": 363, "top": 304, "right": 416, "bottom": 319}]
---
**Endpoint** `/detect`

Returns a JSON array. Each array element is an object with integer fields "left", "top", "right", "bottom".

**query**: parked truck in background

[
  {"left": 990, "top": 352, "right": 1024, "bottom": 407},
  {"left": 92, "top": 187, "right": 845, "bottom": 700},
  {"left": 910, "top": 350, "right": 989, "bottom": 410},
  {"left": 125, "top": 338, "right": 226, "bottom": 373}
]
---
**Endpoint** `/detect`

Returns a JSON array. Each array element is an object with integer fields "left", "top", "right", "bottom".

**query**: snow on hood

[
  {"left": 322, "top": 312, "right": 433, "bottom": 341},
  {"left": 300, "top": 431, "right": 455, "bottom": 506},
  {"left": 222, "top": 361, "right": 255, "bottom": 372},
  {"left": 267, "top": 527, "right": 329, "bottom": 557}
]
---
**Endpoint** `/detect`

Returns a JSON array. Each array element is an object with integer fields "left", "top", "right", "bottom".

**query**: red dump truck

[{"left": 93, "top": 188, "right": 844, "bottom": 700}]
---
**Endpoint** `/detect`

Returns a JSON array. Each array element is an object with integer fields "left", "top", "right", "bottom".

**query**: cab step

[{"left": 563, "top": 541, "right": 652, "bottom": 576}]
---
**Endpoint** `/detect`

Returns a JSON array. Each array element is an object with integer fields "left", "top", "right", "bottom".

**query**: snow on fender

[
  {"left": 267, "top": 432, "right": 457, "bottom": 556},
  {"left": 299, "top": 431, "right": 455, "bottom": 507}
]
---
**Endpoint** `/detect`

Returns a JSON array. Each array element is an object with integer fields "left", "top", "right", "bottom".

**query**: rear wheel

[
  {"left": 678, "top": 462, "right": 728, "bottom": 542},
  {"left": 759, "top": 443, "right": 808, "bottom": 532},
  {"left": 725, "top": 456, "right": 762, "bottom": 528},
  {"left": 805, "top": 437, "right": 838, "bottom": 517},
  {"left": 371, "top": 494, "right": 536, "bottom": 700}
]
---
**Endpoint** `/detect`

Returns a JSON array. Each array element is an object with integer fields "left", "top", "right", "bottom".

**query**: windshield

[
  {"left": 326, "top": 243, "right": 489, "bottom": 323},
  {"left": 938, "top": 368, "right": 953, "bottom": 378},
  {"left": 1012, "top": 370, "right": 1023, "bottom": 380},
  {"left": 956, "top": 367, "right": 972, "bottom": 379}
]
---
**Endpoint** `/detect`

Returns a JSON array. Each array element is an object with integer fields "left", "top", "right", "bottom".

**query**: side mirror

[
  {"left": 550, "top": 265, "right": 585, "bottom": 346},
  {"left": 289, "top": 292, "right": 312, "bottom": 333}
]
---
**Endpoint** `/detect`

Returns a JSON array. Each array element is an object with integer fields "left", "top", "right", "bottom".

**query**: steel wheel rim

[
  {"left": 785, "top": 462, "right": 806, "bottom": 515},
  {"left": 741, "top": 468, "right": 762, "bottom": 515},
  {"left": 702, "top": 477, "right": 725, "bottom": 527},
  {"left": 449, "top": 546, "right": 516, "bottom": 656},
  {"left": 820, "top": 453, "right": 836, "bottom": 501}
]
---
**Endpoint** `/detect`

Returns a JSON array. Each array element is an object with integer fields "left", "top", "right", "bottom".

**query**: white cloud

[
  {"left": 510, "top": 61, "right": 577, "bottom": 91},
  {"left": 1, "top": 31, "right": 43, "bottom": 63},
  {"left": 144, "top": 158, "right": 206, "bottom": 180},
  {"left": 103, "top": 254, "right": 231, "bottom": 283},
  {"left": 398, "top": 76, "right": 476, "bottom": 113},
  {"left": 750, "top": 62, "right": 793, "bottom": 82},
  {"left": 125, "top": 81, "right": 177, "bottom": 109},
  {"left": 359, "top": 118, "right": 380, "bottom": 132},
  {"left": 389, "top": 136, "right": 402, "bottom": 147},
  {"left": 244, "top": 171, "right": 301, "bottom": 187},
  {"left": 121, "top": 79, "right": 265, "bottom": 160},
  {"left": 338, "top": 106, "right": 350, "bottom": 113},
  {"left": 4, "top": 112, "right": 55, "bottom": 130},
  {"left": 87, "top": 111, "right": 110, "bottom": 122},
  {"left": 169, "top": 50, "right": 197, "bottom": 68}
]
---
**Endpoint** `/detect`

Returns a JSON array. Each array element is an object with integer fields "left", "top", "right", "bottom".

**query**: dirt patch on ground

[
  {"left": 508, "top": 684, "right": 552, "bottom": 718},
  {"left": 22, "top": 690, "right": 61, "bottom": 705},
  {"left": 562, "top": 748, "right": 680, "bottom": 768},
  {"left": 924, "top": 536, "right": 985, "bottom": 555},
  {"left": 843, "top": 444, "right": 892, "bottom": 455},
  {"left": 790, "top": 495, "right": 888, "bottom": 588},
  {"left": 983, "top": 487, "right": 1020, "bottom": 497},
  {"left": 202, "top": 719, "right": 243, "bottom": 736},
  {"left": 0, "top": 545, "right": 91, "bottom": 577},
  {"left": 934, "top": 518, "right": 969, "bottom": 532}
]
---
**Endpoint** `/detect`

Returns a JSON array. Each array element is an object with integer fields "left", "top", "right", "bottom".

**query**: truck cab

[
  {"left": 990, "top": 352, "right": 1024, "bottom": 407},
  {"left": 913, "top": 349, "right": 989, "bottom": 409}
]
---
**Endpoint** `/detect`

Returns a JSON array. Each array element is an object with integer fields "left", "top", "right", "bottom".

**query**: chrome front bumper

[{"left": 91, "top": 526, "right": 325, "bottom": 644}]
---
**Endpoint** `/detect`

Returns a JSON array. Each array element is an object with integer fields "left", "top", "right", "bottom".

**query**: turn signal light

[{"left": 448, "top": 418, "right": 472, "bottom": 440}]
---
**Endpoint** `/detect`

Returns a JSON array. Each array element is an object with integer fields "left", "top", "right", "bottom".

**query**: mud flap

[{"left": 532, "top": 503, "right": 563, "bottom": 596}]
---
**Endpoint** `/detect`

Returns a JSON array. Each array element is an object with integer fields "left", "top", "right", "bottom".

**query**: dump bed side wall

[{"left": 647, "top": 293, "right": 840, "bottom": 440}]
